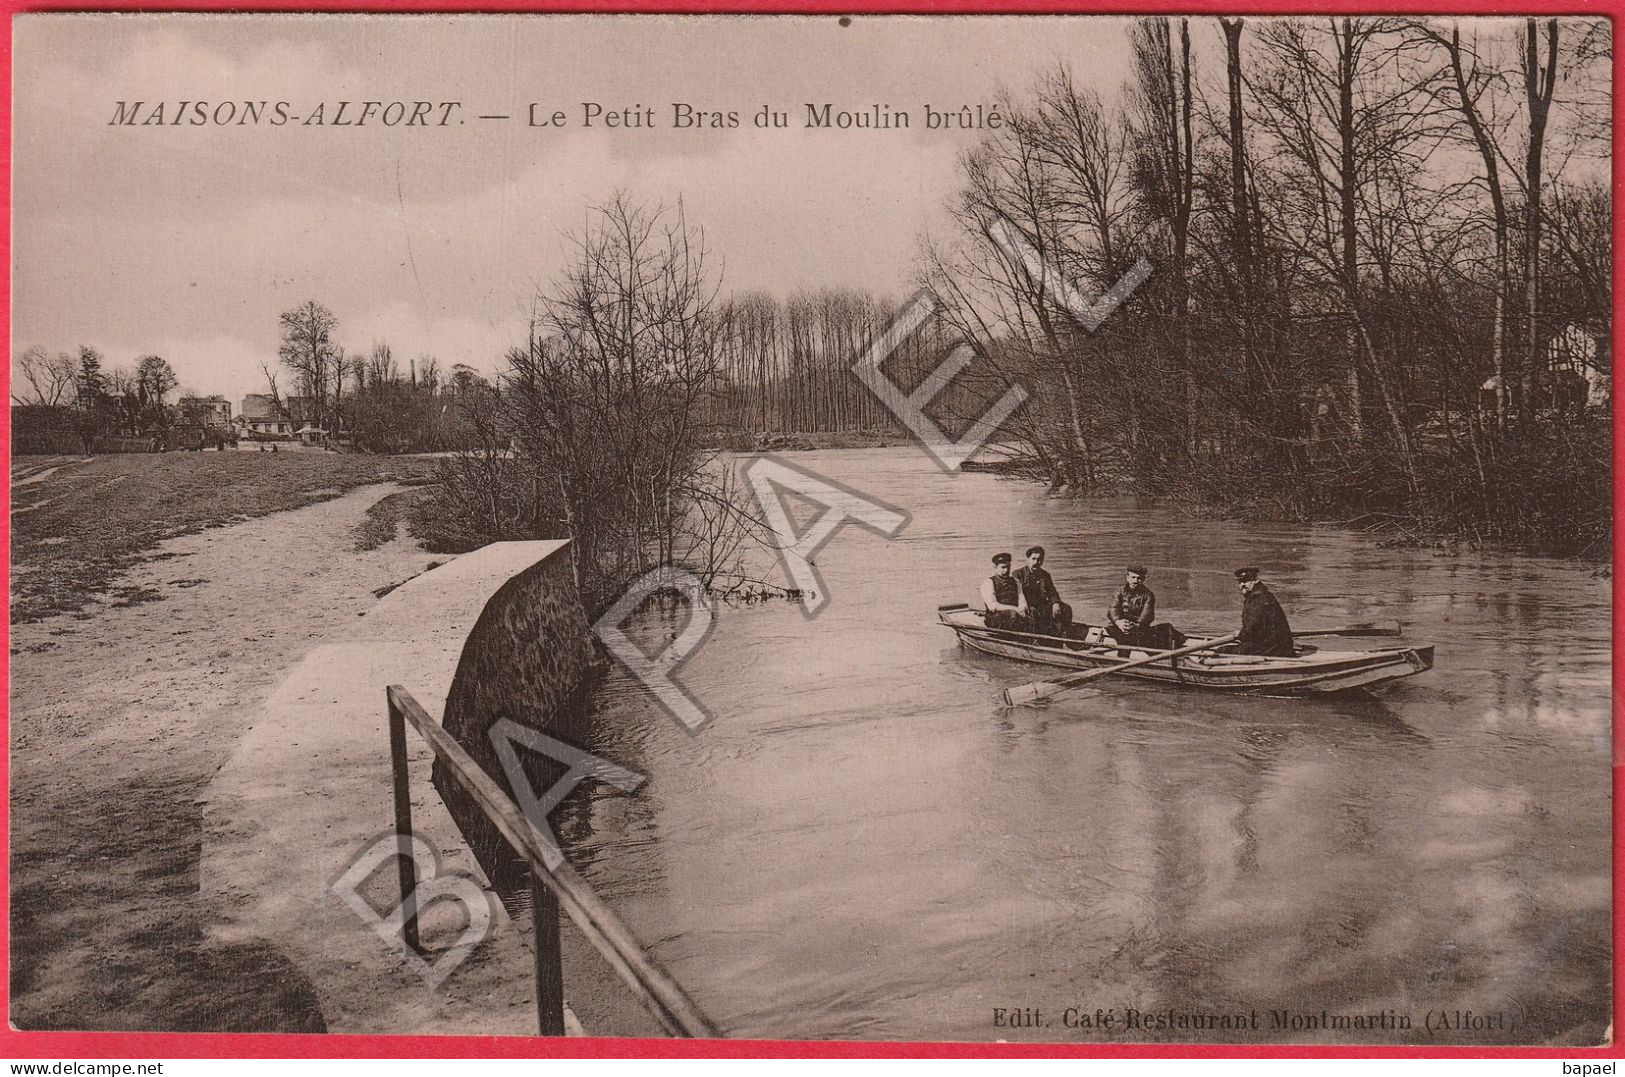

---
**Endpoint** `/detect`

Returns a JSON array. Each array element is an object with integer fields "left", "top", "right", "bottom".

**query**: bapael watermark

[
  {"left": 849, "top": 289, "right": 1029, "bottom": 473},
  {"left": 340, "top": 213, "right": 1149, "bottom": 989},
  {"left": 985, "top": 218, "right": 1152, "bottom": 333},
  {"left": 333, "top": 723, "right": 648, "bottom": 986},
  {"left": 585, "top": 217, "right": 1147, "bottom": 712},
  {"left": 592, "top": 564, "right": 717, "bottom": 732},
  {"left": 487, "top": 716, "right": 647, "bottom": 871},
  {"left": 330, "top": 830, "right": 496, "bottom": 989},
  {"left": 736, "top": 217, "right": 1147, "bottom": 613},
  {"left": 743, "top": 454, "right": 909, "bottom": 618}
]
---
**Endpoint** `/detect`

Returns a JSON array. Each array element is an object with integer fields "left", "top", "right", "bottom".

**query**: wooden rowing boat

[{"left": 937, "top": 606, "right": 1434, "bottom": 695}]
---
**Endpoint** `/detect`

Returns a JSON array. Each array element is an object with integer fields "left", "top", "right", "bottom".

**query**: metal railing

[{"left": 386, "top": 684, "right": 720, "bottom": 1038}]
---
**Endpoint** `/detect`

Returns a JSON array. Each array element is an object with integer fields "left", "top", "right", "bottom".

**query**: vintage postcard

[{"left": 8, "top": 12, "right": 1612, "bottom": 1051}]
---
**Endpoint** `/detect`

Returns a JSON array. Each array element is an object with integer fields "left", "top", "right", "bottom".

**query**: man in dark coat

[
  {"left": 1106, "top": 564, "right": 1156, "bottom": 646},
  {"left": 981, "top": 552, "right": 1029, "bottom": 631},
  {"left": 1235, "top": 567, "right": 1296, "bottom": 657},
  {"left": 1013, "top": 546, "right": 1071, "bottom": 636}
]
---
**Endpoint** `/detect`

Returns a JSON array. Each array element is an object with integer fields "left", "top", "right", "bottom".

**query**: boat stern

[{"left": 1404, "top": 645, "right": 1435, "bottom": 674}]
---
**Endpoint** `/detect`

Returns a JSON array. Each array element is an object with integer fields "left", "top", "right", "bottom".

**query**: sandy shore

[{"left": 10, "top": 484, "right": 442, "bottom": 1030}]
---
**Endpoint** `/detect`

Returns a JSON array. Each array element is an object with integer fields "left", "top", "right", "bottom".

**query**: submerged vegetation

[{"left": 917, "top": 17, "right": 1612, "bottom": 557}]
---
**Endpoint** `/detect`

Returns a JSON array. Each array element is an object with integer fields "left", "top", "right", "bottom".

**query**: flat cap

[
  {"left": 992, "top": 552, "right": 1013, "bottom": 565},
  {"left": 1127, "top": 563, "right": 1147, "bottom": 576},
  {"left": 1234, "top": 566, "right": 1260, "bottom": 582}
]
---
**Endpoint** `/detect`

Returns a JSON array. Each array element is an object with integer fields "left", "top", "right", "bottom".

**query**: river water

[{"left": 552, "top": 447, "right": 1611, "bottom": 1045}]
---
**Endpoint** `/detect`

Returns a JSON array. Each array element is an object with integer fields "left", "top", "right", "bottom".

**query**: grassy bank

[
  {"left": 10, "top": 452, "right": 441, "bottom": 623},
  {"left": 9, "top": 478, "right": 438, "bottom": 1032}
]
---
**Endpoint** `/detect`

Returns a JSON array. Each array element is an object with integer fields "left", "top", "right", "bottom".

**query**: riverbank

[
  {"left": 10, "top": 452, "right": 442, "bottom": 623},
  {"left": 955, "top": 454, "right": 1612, "bottom": 564},
  {"left": 10, "top": 479, "right": 434, "bottom": 1029},
  {"left": 709, "top": 429, "right": 899, "bottom": 452},
  {"left": 9, "top": 454, "right": 658, "bottom": 1035}
]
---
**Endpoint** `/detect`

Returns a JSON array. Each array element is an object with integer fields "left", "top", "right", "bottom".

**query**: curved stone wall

[
  {"left": 200, "top": 538, "right": 608, "bottom": 1035},
  {"left": 434, "top": 541, "right": 597, "bottom": 878}
]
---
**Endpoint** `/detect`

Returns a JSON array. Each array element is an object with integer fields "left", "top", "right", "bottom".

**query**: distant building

[
  {"left": 1480, "top": 321, "right": 1613, "bottom": 414},
  {"left": 1546, "top": 321, "right": 1611, "bottom": 408},
  {"left": 239, "top": 394, "right": 289, "bottom": 435},
  {"left": 238, "top": 394, "right": 320, "bottom": 437},
  {"left": 179, "top": 395, "right": 232, "bottom": 429}
]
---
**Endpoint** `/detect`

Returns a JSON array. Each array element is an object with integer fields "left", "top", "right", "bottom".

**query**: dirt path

[
  {"left": 9, "top": 483, "right": 438, "bottom": 1031},
  {"left": 11, "top": 457, "right": 87, "bottom": 487}
]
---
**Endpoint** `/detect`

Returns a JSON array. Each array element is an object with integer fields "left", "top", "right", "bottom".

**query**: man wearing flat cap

[
  {"left": 1234, "top": 567, "right": 1296, "bottom": 657},
  {"left": 1106, "top": 564, "right": 1156, "bottom": 646},
  {"left": 980, "top": 552, "right": 1030, "bottom": 630}
]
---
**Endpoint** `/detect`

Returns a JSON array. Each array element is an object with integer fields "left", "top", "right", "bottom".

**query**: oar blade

[{"left": 1004, "top": 680, "right": 1064, "bottom": 706}]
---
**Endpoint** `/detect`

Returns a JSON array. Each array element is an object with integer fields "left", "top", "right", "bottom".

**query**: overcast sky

[
  {"left": 15, "top": 14, "right": 1592, "bottom": 406},
  {"left": 13, "top": 14, "right": 1145, "bottom": 403}
]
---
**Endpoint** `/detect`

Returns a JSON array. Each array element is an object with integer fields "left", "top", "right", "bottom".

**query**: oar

[
  {"left": 1295, "top": 620, "right": 1401, "bottom": 639},
  {"left": 1004, "top": 632, "right": 1241, "bottom": 706},
  {"left": 1000, "top": 618, "right": 1403, "bottom": 706}
]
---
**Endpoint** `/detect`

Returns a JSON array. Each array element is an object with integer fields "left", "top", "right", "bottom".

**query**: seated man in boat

[
  {"left": 1013, "top": 546, "right": 1071, "bottom": 637},
  {"left": 980, "top": 552, "right": 1030, "bottom": 631},
  {"left": 1234, "top": 566, "right": 1296, "bottom": 656},
  {"left": 1106, "top": 564, "right": 1157, "bottom": 646}
]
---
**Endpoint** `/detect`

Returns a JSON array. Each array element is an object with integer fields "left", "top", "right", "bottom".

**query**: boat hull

[{"left": 939, "top": 609, "right": 1433, "bottom": 695}]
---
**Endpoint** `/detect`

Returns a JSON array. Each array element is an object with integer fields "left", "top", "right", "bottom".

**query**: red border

[
  {"left": 0, "top": 0, "right": 1619, "bottom": 1061},
  {"left": 0, "top": 0, "right": 1618, "bottom": 11}
]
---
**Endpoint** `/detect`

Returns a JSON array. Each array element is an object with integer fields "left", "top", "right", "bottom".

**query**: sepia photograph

[{"left": 7, "top": 11, "right": 1613, "bottom": 1051}]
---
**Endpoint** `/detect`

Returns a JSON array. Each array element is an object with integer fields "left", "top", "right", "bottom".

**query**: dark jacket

[
  {"left": 1108, "top": 584, "right": 1155, "bottom": 629},
  {"left": 1239, "top": 582, "right": 1295, "bottom": 657},
  {"left": 1013, "top": 565, "right": 1061, "bottom": 610}
]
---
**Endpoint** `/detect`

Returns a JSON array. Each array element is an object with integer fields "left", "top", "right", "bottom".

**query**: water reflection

[{"left": 544, "top": 448, "right": 1608, "bottom": 1045}]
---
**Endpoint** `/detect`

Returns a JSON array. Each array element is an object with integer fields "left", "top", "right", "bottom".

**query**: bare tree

[
  {"left": 12, "top": 346, "right": 78, "bottom": 407},
  {"left": 1414, "top": 21, "right": 1515, "bottom": 424},
  {"left": 1250, "top": 17, "right": 1438, "bottom": 484},
  {"left": 506, "top": 193, "right": 758, "bottom": 610},
  {"left": 1546, "top": 179, "right": 1610, "bottom": 323},
  {"left": 1130, "top": 16, "right": 1197, "bottom": 459},
  {"left": 277, "top": 300, "right": 339, "bottom": 431},
  {"left": 916, "top": 14, "right": 1608, "bottom": 552},
  {"left": 1521, "top": 18, "right": 1560, "bottom": 414}
]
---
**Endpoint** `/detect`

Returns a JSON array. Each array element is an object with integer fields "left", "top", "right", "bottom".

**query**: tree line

[
  {"left": 919, "top": 15, "right": 1610, "bottom": 553},
  {"left": 265, "top": 300, "right": 497, "bottom": 454},
  {"left": 12, "top": 307, "right": 499, "bottom": 454},
  {"left": 418, "top": 194, "right": 778, "bottom": 614},
  {"left": 707, "top": 290, "right": 954, "bottom": 439},
  {"left": 14, "top": 17, "right": 1608, "bottom": 565},
  {"left": 11, "top": 346, "right": 208, "bottom": 451}
]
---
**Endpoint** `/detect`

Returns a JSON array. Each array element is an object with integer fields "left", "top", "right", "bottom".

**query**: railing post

[
  {"left": 531, "top": 872, "right": 566, "bottom": 1035},
  {"left": 387, "top": 684, "right": 720, "bottom": 1037},
  {"left": 387, "top": 688, "right": 421, "bottom": 954}
]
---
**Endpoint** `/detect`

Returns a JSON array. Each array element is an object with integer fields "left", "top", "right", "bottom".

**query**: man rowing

[
  {"left": 1234, "top": 566, "right": 1296, "bottom": 656},
  {"left": 980, "top": 552, "right": 1029, "bottom": 630},
  {"left": 1013, "top": 546, "right": 1071, "bottom": 636},
  {"left": 1106, "top": 564, "right": 1156, "bottom": 646}
]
